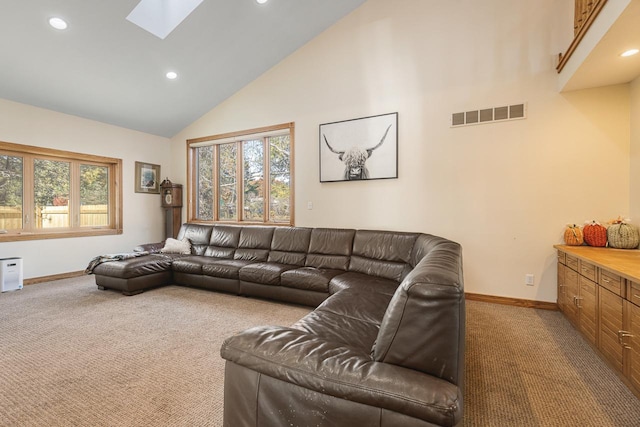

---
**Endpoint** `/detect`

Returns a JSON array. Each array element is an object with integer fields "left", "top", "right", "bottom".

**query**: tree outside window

[
  {"left": 189, "top": 123, "right": 293, "bottom": 225},
  {"left": 0, "top": 141, "right": 122, "bottom": 241}
]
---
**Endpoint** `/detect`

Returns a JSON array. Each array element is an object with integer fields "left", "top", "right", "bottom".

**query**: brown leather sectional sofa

[{"left": 91, "top": 223, "right": 465, "bottom": 427}]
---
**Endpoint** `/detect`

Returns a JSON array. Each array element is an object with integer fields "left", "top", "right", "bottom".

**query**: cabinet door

[
  {"left": 557, "top": 263, "right": 566, "bottom": 311},
  {"left": 626, "top": 301, "right": 640, "bottom": 391},
  {"left": 599, "top": 287, "right": 624, "bottom": 372},
  {"left": 564, "top": 268, "right": 579, "bottom": 326},
  {"left": 578, "top": 276, "right": 598, "bottom": 346}
]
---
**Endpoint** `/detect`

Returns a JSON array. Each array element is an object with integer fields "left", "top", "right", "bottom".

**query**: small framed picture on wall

[{"left": 134, "top": 161, "right": 161, "bottom": 194}]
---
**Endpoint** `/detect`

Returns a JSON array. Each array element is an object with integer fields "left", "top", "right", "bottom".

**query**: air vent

[{"left": 451, "top": 103, "right": 526, "bottom": 127}]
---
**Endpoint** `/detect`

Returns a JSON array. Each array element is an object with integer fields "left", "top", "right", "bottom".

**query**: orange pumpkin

[
  {"left": 583, "top": 221, "right": 607, "bottom": 247},
  {"left": 564, "top": 224, "right": 583, "bottom": 246}
]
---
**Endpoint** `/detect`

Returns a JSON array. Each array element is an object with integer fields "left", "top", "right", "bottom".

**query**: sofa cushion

[
  {"left": 233, "top": 227, "right": 273, "bottom": 261},
  {"left": 234, "top": 249, "right": 269, "bottom": 261},
  {"left": 239, "top": 227, "right": 274, "bottom": 249},
  {"left": 271, "top": 227, "right": 312, "bottom": 252},
  {"left": 160, "top": 237, "right": 192, "bottom": 255},
  {"left": 349, "top": 230, "right": 418, "bottom": 282},
  {"left": 305, "top": 254, "right": 350, "bottom": 270},
  {"left": 305, "top": 228, "right": 354, "bottom": 270},
  {"left": 268, "top": 228, "right": 311, "bottom": 266},
  {"left": 177, "top": 224, "right": 213, "bottom": 255},
  {"left": 202, "top": 259, "right": 255, "bottom": 279},
  {"left": 292, "top": 289, "right": 391, "bottom": 349},
  {"left": 329, "top": 272, "right": 399, "bottom": 296},
  {"left": 204, "top": 225, "right": 241, "bottom": 258},
  {"left": 349, "top": 256, "right": 411, "bottom": 283},
  {"left": 280, "top": 267, "right": 344, "bottom": 292},
  {"left": 91, "top": 254, "right": 172, "bottom": 279},
  {"left": 239, "top": 262, "right": 298, "bottom": 285},
  {"left": 308, "top": 228, "right": 355, "bottom": 256},
  {"left": 268, "top": 251, "right": 306, "bottom": 266},
  {"left": 171, "top": 256, "right": 225, "bottom": 275},
  {"left": 352, "top": 230, "right": 418, "bottom": 263}
]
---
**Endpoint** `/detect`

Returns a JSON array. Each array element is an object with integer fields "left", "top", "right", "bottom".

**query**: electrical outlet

[
  {"left": 525, "top": 274, "right": 534, "bottom": 286},
  {"left": 307, "top": 201, "right": 313, "bottom": 210}
]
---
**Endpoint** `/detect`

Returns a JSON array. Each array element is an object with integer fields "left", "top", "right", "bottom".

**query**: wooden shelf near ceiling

[{"left": 557, "top": 0, "right": 608, "bottom": 73}]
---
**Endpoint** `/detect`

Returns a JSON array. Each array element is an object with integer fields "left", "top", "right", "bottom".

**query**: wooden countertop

[{"left": 554, "top": 245, "right": 640, "bottom": 283}]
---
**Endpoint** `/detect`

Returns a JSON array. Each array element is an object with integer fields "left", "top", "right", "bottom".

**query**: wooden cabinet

[
  {"left": 557, "top": 255, "right": 573, "bottom": 319},
  {"left": 555, "top": 245, "right": 640, "bottom": 398},
  {"left": 578, "top": 275, "right": 598, "bottom": 345},
  {"left": 599, "top": 287, "right": 625, "bottom": 372},
  {"left": 626, "top": 300, "right": 640, "bottom": 391},
  {"left": 558, "top": 254, "right": 596, "bottom": 343}
]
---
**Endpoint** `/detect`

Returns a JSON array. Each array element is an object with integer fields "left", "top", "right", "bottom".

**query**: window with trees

[
  {"left": 187, "top": 123, "right": 293, "bottom": 225},
  {"left": 0, "top": 141, "right": 122, "bottom": 241}
]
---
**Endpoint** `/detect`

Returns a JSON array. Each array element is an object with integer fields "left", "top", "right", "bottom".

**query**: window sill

[{"left": 0, "top": 228, "right": 123, "bottom": 242}]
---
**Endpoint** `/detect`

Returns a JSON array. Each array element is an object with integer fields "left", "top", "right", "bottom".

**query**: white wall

[
  {"left": 630, "top": 77, "right": 640, "bottom": 222},
  {"left": 171, "top": 0, "right": 631, "bottom": 302},
  {"left": 0, "top": 98, "right": 171, "bottom": 279}
]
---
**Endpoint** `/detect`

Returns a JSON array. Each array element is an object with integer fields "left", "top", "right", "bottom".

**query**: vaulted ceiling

[{"left": 0, "top": 0, "right": 366, "bottom": 137}]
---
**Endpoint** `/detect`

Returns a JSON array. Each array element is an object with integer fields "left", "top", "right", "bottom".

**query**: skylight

[{"left": 126, "top": 0, "right": 204, "bottom": 40}]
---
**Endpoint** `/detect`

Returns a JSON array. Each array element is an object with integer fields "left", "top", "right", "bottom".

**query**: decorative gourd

[
  {"left": 583, "top": 220, "right": 607, "bottom": 247},
  {"left": 563, "top": 224, "right": 583, "bottom": 246},
  {"left": 607, "top": 217, "right": 639, "bottom": 249}
]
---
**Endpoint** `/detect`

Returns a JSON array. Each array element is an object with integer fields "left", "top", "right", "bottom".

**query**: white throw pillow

[{"left": 160, "top": 237, "right": 192, "bottom": 255}]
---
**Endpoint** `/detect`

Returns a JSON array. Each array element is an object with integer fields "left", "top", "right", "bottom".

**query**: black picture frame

[{"left": 319, "top": 112, "right": 398, "bottom": 182}]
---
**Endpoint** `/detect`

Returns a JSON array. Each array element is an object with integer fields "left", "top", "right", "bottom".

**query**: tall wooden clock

[{"left": 160, "top": 179, "right": 182, "bottom": 239}]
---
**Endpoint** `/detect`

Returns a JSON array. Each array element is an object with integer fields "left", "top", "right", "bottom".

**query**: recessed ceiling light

[
  {"left": 49, "top": 17, "right": 68, "bottom": 30},
  {"left": 256, "top": 0, "right": 268, "bottom": 4},
  {"left": 166, "top": 71, "right": 178, "bottom": 80},
  {"left": 621, "top": 49, "right": 639, "bottom": 57}
]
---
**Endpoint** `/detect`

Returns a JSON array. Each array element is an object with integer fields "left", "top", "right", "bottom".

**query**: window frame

[
  {"left": 0, "top": 140, "right": 123, "bottom": 242},
  {"left": 186, "top": 122, "right": 295, "bottom": 226}
]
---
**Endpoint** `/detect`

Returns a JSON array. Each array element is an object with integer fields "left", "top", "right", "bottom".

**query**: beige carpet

[
  {"left": 0, "top": 276, "right": 639, "bottom": 426},
  {"left": 0, "top": 276, "right": 309, "bottom": 427},
  {"left": 465, "top": 300, "right": 640, "bottom": 427}
]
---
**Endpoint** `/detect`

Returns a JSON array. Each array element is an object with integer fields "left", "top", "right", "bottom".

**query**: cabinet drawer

[
  {"left": 600, "top": 269, "right": 625, "bottom": 297},
  {"left": 566, "top": 254, "right": 578, "bottom": 271},
  {"left": 579, "top": 260, "right": 597, "bottom": 282},
  {"left": 629, "top": 281, "right": 640, "bottom": 307},
  {"left": 557, "top": 251, "right": 566, "bottom": 265}
]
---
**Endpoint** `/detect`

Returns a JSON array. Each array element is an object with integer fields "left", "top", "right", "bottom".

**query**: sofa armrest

[
  {"left": 373, "top": 240, "right": 465, "bottom": 385},
  {"left": 133, "top": 241, "right": 165, "bottom": 253},
  {"left": 220, "top": 325, "right": 462, "bottom": 426}
]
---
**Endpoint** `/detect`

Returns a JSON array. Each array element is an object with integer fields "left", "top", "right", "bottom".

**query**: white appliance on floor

[{"left": 0, "top": 257, "right": 23, "bottom": 292}]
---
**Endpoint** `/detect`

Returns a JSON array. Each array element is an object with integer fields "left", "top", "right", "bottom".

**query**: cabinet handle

[
  {"left": 618, "top": 331, "right": 634, "bottom": 346},
  {"left": 575, "top": 297, "right": 582, "bottom": 309},
  {"left": 603, "top": 278, "right": 610, "bottom": 283},
  {"left": 634, "top": 294, "right": 640, "bottom": 299}
]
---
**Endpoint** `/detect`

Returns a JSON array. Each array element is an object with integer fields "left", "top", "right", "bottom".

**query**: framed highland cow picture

[{"left": 319, "top": 112, "right": 398, "bottom": 182}]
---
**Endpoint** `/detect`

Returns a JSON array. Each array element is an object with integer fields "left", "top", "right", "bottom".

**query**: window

[
  {"left": 188, "top": 123, "right": 294, "bottom": 225},
  {"left": 0, "top": 141, "right": 122, "bottom": 241}
]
